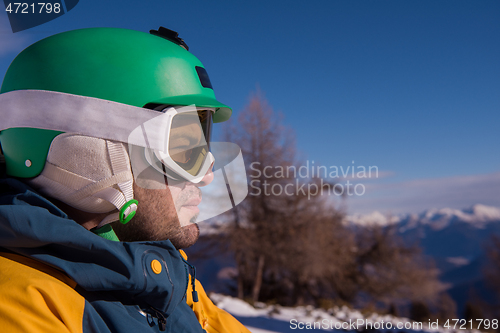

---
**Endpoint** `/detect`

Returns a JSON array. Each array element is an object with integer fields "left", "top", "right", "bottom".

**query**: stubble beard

[
  {"left": 173, "top": 223, "right": 200, "bottom": 249},
  {"left": 112, "top": 182, "right": 201, "bottom": 249},
  {"left": 112, "top": 201, "right": 200, "bottom": 249}
]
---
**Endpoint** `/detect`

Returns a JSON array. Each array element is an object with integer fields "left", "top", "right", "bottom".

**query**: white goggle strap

[{"left": 0, "top": 89, "right": 180, "bottom": 150}]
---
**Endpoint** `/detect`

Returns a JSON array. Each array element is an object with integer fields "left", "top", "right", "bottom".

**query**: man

[{"left": 0, "top": 27, "right": 250, "bottom": 332}]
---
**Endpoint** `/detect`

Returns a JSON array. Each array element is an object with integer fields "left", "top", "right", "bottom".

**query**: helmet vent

[
  {"left": 150, "top": 27, "right": 189, "bottom": 51},
  {"left": 195, "top": 66, "right": 213, "bottom": 90}
]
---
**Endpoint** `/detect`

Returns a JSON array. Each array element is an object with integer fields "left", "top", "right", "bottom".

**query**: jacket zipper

[
  {"left": 148, "top": 307, "right": 167, "bottom": 331},
  {"left": 182, "top": 257, "right": 199, "bottom": 302}
]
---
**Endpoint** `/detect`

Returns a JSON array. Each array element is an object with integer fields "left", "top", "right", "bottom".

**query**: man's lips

[
  {"left": 183, "top": 197, "right": 201, "bottom": 206},
  {"left": 181, "top": 197, "right": 202, "bottom": 211}
]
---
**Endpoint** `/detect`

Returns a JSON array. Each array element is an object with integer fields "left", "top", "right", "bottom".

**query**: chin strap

[{"left": 96, "top": 141, "right": 137, "bottom": 228}]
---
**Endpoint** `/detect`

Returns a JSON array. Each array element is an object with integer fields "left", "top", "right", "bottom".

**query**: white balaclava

[{"left": 27, "top": 133, "right": 136, "bottom": 227}]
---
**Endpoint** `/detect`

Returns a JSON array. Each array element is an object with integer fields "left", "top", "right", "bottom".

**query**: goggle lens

[{"left": 168, "top": 110, "right": 213, "bottom": 176}]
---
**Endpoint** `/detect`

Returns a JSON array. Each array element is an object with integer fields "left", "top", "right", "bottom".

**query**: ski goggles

[
  {"left": 127, "top": 104, "right": 248, "bottom": 224},
  {"left": 137, "top": 105, "right": 215, "bottom": 183}
]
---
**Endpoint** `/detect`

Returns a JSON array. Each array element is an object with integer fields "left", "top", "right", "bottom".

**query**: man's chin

[
  {"left": 178, "top": 207, "right": 199, "bottom": 227},
  {"left": 170, "top": 223, "right": 200, "bottom": 249}
]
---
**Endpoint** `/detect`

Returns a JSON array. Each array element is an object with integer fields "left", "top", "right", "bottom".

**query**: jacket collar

[{"left": 0, "top": 178, "right": 188, "bottom": 315}]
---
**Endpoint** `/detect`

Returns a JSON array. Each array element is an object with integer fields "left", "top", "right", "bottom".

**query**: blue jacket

[{"left": 0, "top": 178, "right": 206, "bottom": 332}]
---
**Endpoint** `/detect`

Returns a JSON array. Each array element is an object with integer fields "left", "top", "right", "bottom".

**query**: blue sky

[{"left": 1, "top": 0, "right": 499, "bottom": 214}]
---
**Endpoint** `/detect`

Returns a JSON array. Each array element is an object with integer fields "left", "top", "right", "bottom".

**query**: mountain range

[{"left": 347, "top": 204, "right": 500, "bottom": 312}]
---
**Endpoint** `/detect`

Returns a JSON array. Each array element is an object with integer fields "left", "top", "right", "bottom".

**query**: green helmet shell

[{"left": 0, "top": 27, "right": 231, "bottom": 178}]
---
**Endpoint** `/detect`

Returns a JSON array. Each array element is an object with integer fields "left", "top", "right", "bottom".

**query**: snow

[
  {"left": 200, "top": 205, "right": 500, "bottom": 236},
  {"left": 345, "top": 211, "right": 398, "bottom": 227},
  {"left": 466, "top": 204, "right": 500, "bottom": 222},
  {"left": 445, "top": 257, "right": 470, "bottom": 267},
  {"left": 210, "top": 293, "right": 478, "bottom": 333},
  {"left": 346, "top": 205, "right": 500, "bottom": 230}
]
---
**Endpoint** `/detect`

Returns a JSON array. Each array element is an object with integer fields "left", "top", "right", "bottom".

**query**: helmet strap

[{"left": 96, "top": 141, "right": 136, "bottom": 228}]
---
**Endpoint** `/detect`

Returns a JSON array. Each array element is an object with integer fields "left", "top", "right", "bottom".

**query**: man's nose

[{"left": 195, "top": 162, "right": 214, "bottom": 187}]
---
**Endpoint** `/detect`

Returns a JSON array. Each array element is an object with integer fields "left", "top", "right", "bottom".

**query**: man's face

[
  {"left": 116, "top": 107, "right": 215, "bottom": 248},
  {"left": 113, "top": 166, "right": 214, "bottom": 249}
]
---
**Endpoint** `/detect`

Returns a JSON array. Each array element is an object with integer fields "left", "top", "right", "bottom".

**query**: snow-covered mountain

[
  {"left": 347, "top": 204, "right": 500, "bottom": 260},
  {"left": 346, "top": 204, "right": 500, "bottom": 230},
  {"left": 347, "top": 204, "right": 500, "bottom": 312}
]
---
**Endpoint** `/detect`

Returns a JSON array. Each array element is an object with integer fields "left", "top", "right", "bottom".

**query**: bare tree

[
  {"left": 221, "top": 89, "right": 351, "bottom": 304},
  {"left": 352, "top": 225, "right": 444, "bottom": 305},
  {"left": 217, "top": 89, "right": 445, "bottom": 311},
  {"left": 222, "top": 88, "right": 297, "bottom": 303},
  {"left": 483, "top": 234, "right": 500, "bottom": 318},
  {"left": 485, "top": 235, "right": 500, "bottom": 296}
]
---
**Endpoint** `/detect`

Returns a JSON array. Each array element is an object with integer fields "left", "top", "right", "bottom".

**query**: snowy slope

[{"left": 211, "top": 294, "right": 477, "bottom": 333}]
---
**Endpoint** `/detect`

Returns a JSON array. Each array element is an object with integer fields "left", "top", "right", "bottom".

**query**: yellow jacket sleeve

[
  {"left": 0, "top": 252, "right": 85, "bottom": 333},
  {"left": 179, "top": 250, "right": 252, "bottom": 333}
]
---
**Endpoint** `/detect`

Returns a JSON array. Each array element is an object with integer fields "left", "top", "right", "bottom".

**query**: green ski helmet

[{"left": 0, "top": 27, "right": 231, "bottom": 178}]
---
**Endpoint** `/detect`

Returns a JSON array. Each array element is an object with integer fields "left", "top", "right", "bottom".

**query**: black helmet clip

[{"left": 150, "top": 27, "right": 189, "bottom": 51}]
